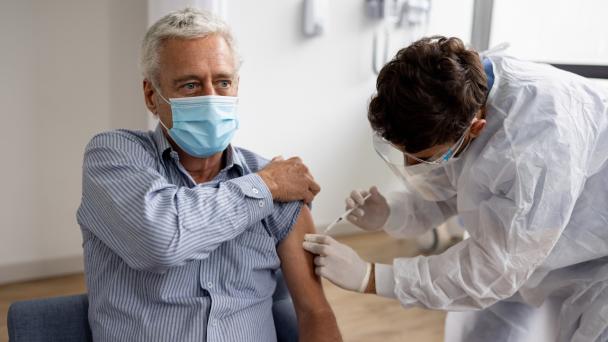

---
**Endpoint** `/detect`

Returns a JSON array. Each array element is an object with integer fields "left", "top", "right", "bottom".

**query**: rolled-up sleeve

[{"left": 264, "top": 201, "right": 304, "bottom": 244}]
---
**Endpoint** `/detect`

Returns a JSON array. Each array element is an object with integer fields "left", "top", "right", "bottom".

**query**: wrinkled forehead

[{"left": 157, "top": 36, "right": 237, "bottom": 82}]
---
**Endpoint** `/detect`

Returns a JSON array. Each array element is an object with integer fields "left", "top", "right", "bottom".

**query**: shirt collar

[
  {"left": 152, "top": 124, "right": 173, "bottom": 159},
  {"left": 151, "top": 124, "right": 244, "bottom": 175},
  {"left": 223, "top": 144, "right": 245, "bottom": 175}
]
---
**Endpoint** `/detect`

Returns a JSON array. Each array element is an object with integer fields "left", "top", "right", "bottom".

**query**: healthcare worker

[{"left": 303, "top": 36, "right": 608, "bottom": 341}]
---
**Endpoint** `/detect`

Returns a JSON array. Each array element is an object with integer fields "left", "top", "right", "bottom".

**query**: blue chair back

[
  {"left": 8, "top": 291, "right": 297, "bottom": 341},
  {"left": 7, "top": 294, "right": 92, "bottom": 342}
]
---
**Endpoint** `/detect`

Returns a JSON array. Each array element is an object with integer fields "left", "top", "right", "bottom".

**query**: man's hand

[
  {"left": 303, "top": 234, "right": 373, "bottom": 293},
  {"left": 258, "top": 156, "right": 320, "bottom": 204}
]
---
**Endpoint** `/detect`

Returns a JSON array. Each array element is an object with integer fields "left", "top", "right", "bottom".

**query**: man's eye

[
  {"left": 217, "top": 80, "right": 231, "bottom": 88},
  {"left": 183, "top": 83, "right": 198, "bottom": 90}
]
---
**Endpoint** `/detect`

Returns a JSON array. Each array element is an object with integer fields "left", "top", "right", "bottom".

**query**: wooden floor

[
  {"left": 326, "top": 232, "right": 446, "bottom": 342},
  {"left": 0, "top": 232, "right": 446, "bottom": 342}
]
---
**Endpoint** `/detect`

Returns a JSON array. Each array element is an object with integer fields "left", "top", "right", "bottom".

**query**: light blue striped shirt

[{"left": 77, "top": 126, "right": 302, "bottom": 342}]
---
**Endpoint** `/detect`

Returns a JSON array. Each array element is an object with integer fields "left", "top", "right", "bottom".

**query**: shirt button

[
  {"left": 207, "top": 282, "right": 213, "bottom": 288},
  {"left": 258, "top": 200, "right": 265, "bottom": 208},
  {"left": 252, "top": 187, "right": 259, "bottom": 194},
  {"left": 211, "top": 319, "right": 218, "bottom": 326}
]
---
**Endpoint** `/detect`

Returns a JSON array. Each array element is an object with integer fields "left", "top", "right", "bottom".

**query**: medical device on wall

[
  {"left": 303, "top": 0, "right": 329, "bottom": 37},
  {"left": 366, "top": 0, "right": 431, "bottom": 74}
]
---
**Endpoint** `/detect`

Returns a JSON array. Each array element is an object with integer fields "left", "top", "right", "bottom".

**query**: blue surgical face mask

[{"left": 156, "top": 91, "right": 239, "bottom": 158}]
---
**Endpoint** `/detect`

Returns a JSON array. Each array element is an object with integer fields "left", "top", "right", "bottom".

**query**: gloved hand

[
  {"left": 345, "top": 186, "right": 390, "bottom": 231},
  {"left": 302, "top": 234, "right": 372, "bottom": 293}
]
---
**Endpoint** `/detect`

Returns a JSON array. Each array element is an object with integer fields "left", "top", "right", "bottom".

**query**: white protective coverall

[{"left": 375, "top": 54, "right": 608, "bottom": 341}]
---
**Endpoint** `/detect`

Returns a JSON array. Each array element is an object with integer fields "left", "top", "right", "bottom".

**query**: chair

[
  {"left": 7, "top": 294, "right": 92, "bottom": 342},
  {"left": 8, "top": 291, "right": 298, "bottom": 341}
]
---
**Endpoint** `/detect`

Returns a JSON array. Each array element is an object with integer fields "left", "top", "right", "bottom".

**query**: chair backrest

[
  {"left": 8, "top": 291, "right": 297, "bottom": 342},
  {"left": 7, "top": 294, "right": 92, "bottom": 342}
]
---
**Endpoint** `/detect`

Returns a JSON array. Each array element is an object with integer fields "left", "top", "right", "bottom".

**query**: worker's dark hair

[{"left": 368, "top": 36, "right": 487, "bottom": 153}]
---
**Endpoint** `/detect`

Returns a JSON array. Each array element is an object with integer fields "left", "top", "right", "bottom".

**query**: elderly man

[{"left": 76, "top": 8, "right": 341, "bottom": 342}]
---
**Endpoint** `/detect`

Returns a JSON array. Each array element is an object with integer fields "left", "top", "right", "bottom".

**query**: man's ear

[
  {"left": 143, "top": 79, "right": 157, "bottom": 114},
  {"left": 234, "top": 75, "right": 240, "bottom": 95},
  {"left": 470, "top": 117, "right": 486, "bottom": 138}
]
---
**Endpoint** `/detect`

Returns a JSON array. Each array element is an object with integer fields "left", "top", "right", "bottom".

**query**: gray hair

[{"left": 140, "top": 7, "right": 241, "bottom": 87}]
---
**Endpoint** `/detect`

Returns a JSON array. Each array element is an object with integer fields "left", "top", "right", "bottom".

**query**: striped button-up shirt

[{"left": 77, "top": 126, "right": 302, "bottom": 342}]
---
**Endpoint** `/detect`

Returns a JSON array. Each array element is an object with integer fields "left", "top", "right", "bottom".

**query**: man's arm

[
  {"left": 277, "top": 205, "right": 342, "bottom": 342},
  {"left": 78, "top": 132, "right": 275, "bottom": 273}
]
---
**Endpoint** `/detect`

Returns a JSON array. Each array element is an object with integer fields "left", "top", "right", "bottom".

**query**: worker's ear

[{"left": 469, "top": 117, "right": 486, "bottom": 138}]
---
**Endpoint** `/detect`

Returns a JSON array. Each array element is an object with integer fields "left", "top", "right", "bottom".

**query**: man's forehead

[{"left": 158, "top": 36, "right": 236, "bottom": 73}]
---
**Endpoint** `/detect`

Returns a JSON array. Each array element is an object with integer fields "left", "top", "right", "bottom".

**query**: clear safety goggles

[
  {"left": 372, "top": 128, "right": 470, "bottom": 168},
  {"left": 373, "top": 131, "right": 470, "bottom": 201}
]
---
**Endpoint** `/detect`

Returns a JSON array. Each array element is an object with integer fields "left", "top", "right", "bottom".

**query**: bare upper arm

[
  {"left": 277, "top": 205, "right": 331, "bottom": 314},
  {"left": 277, "top": 205, "right": 342, "bottom": 341}
]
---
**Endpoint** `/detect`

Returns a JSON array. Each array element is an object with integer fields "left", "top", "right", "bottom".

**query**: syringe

[{"left": 323, "top": 193, "right": 372, "bottom": 235}]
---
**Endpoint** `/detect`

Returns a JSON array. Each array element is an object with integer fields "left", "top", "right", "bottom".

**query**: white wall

[
  {"left": 490, "top": 0, "right": 608, "bottom": 64},
  {"left": 0, "top": 0, "right": 147, "bottom": 283},
  {"left": 230, "top": 0, "right": 474, "bottom": 229},
  {"left": 489, "top": 1, "right": 608, "bottom": 98},
  {"left": 0, "top": 0, "right": 472, "bottom": 283}
]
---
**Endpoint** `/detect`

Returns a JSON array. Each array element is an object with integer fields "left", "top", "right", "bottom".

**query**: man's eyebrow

[
  {"left": 213, "top": 72, "right": 236, "bottom": 79},
  {"left": 172, "top": 75, "right": 201, "bottom": 86},
  {"left": 171, "top": 73, "right": 235, "bottom": 86}
]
